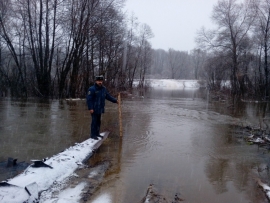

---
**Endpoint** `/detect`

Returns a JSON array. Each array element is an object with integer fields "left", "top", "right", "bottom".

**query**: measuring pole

[{"left": 118, "top": 93, "right": 123, "bottom": 137}]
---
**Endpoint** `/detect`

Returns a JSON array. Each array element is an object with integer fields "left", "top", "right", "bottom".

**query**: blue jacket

[{"left": 86, "top": 84, "right": 117, "bottom": 114}]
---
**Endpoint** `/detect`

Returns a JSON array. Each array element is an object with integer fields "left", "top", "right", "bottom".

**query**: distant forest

[
  {"left": 0, "top": 0, "right": 269, "bottom": 100},
  {"left": 152, "top": 0, "right": 270, "bottom": 101}
]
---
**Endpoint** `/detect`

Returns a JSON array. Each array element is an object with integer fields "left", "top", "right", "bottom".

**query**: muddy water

[
  {"left": 0, "top": 98, "right": 92, "bottom": 181},
  {"left": 0, "top": 89, "right": 270, "bottom": 203},
  {"left": 88, "top": 89, "right": 270, "bottom": 203}
]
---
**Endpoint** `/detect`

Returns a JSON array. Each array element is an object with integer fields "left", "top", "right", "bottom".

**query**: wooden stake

[{"left": 118, "top": 93, "right": 123, "bottom": 137}]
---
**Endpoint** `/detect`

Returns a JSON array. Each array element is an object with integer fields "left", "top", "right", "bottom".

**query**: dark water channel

[{"left": 1, "top": 88, "right": 270, "bottom": 203}]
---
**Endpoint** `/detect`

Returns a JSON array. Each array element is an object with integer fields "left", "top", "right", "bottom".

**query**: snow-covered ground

[
  {"left": 42, "top": 182, "right": 88, "bottom": 203},
  {"left": 134, "top": 79, "right": 201, "bottom": 89},
  {"left": 0, "top": 133, "right": 107, "bottom": 203},
  {"left": 91, "top": 193, "right": 112, "bottom": 203},
  {"left": 257, "top": 179, "right": 270, "bottom": 201}
]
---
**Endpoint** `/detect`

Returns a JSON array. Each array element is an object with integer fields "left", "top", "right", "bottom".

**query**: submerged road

[
  {"left": 88, "top": 89, "right": 270, "bottom": 203},
  {"left": 0, "top": 88, "right": 270, "bottom": 202}
]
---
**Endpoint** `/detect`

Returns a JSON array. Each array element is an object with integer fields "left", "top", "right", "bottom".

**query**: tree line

[
  {"left": 195, "top": 0, "right": 270, "bottom": 100},
  {"left": 150, "top": 0, "right": 270, "bottom": 101},
  {"left": 150, "top": 48, "right": 206, "bottom": 81},
  {"left": 0, "top": 0, "right": 153, "bottom": 98},
  {"left": 1, "top": 0, "right": 269, "bottom": 101}
]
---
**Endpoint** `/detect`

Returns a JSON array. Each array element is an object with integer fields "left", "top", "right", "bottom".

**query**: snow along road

[{"left": 0, "top": 132, "right": 109, "bottom": 203}]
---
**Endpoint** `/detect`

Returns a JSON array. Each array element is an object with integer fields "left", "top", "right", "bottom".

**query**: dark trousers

[{"left": 91, "top": 113, "right": 101, "bottom": 138}]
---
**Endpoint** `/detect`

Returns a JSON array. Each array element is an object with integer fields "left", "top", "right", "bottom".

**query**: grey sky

[{"left": 123, "top": 0, "right": 219, "bottom": 52}]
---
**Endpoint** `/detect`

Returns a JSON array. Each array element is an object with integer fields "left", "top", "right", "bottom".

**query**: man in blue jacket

[{"left": 86, "top": 76, "right": 118, "bottom": 140}]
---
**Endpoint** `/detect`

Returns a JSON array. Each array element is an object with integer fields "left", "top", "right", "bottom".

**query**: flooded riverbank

[{"left": 1, "top": 88, "right": 270, "bottom": 202}]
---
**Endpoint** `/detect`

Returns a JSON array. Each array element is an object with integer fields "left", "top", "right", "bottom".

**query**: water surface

[{"left": 0, "top": 89, "right": 270, "bottom": 203}]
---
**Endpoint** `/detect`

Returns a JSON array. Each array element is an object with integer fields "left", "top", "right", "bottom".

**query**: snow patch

[
  {"left": 88, "top": 170, "right": 99, "bottom": 178},
  {"left": 42, "top": 182, "right": 87, "bottom": 203},
  {"left": 91, "top": 193, "right": 112, "bottom": 203},
  {"left": 257, "top": 179, "right": 270, "bottom": 200},
  {"left": 133, "top": 79, "right": 200, "bottom": 89},
  {"left": 0, "top": 185, "right": 29, "bottom": 203},
  {"left": 0, "top": 133, "right": 107, "bottom": 203}
]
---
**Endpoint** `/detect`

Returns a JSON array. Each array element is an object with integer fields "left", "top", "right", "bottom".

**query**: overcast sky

[{"left": 123, "top": 0, "right": 219, "bottom": 52}]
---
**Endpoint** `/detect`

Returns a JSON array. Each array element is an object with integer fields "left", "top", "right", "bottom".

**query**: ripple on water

[{"left": 122, "top": 129, "right": 162, "bottom": 162}]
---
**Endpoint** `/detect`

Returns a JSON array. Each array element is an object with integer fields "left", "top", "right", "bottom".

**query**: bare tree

[
  {"left": 253, "top": 0, "right": 270, "bottom": 99},
  {"left": 190, "top": 48, "right": 207, "bottom": 80},
  {"left": 167, "top": 49, "right": 189, "bottom": 79},
  {"left": 93, "top": 0, "right": 125, "bottom": 88},
  {"left": 138, "top": 42, "right": 152, "bottom": 88},
  {"left": 56, "top": 0, "right": 100, "bottom": 98},
  {"left": 168, "top": 48, "right": 179, "bottom": 79},
  {"left": 136, "top": 24, "right": 153, "bottom": 87},
  {"left": 124, "top": 14, "right": 139, "bottom": 89},
  {"left": 150, "top": 49, "right": 167, "bottom": 78},
  {"left": 0, "top": 0, "right": 153, "bottom": 98},
  {"left": 0, "top": 0, "right": 28, "bottom": 97},
  {"left": 203, "top": 53, "right": 230, "bottom": 90},
  {"left": 21, "top": 0, "right": 59, "bottom": 97},
  {"left": 197, "top": 0, "right": 257, "bottom": 96},
  {"left": 55, "top": 0, "right": 126, "bottom": 98}
]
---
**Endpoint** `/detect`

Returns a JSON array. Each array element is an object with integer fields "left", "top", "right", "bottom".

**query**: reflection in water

[
  {"left": 1, "top": 89, "right": 270, "bottom": 203},
  {"left": 205, "top": 158, "right": 229, "bottom": 194},
  {"left": 0, "top": 99, "right": 90, "bottom": 164}
]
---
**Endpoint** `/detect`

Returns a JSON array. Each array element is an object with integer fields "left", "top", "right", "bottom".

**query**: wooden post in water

[{"left": 118, "top": 93, "right": 123, "bottom": 137}]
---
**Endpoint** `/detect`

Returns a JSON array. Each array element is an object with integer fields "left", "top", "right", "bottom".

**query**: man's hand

[{"left": 90, "top": 109, "right": 94, "bottom": 114}]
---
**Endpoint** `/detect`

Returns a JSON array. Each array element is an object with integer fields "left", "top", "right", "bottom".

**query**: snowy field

[{"left": 133, "top": 79, "right": 200, "bottom": 89}]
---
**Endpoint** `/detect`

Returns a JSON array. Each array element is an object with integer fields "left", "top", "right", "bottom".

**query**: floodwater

[{"left": 1, "top": 88, "right": 270, "bottom": 203}]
